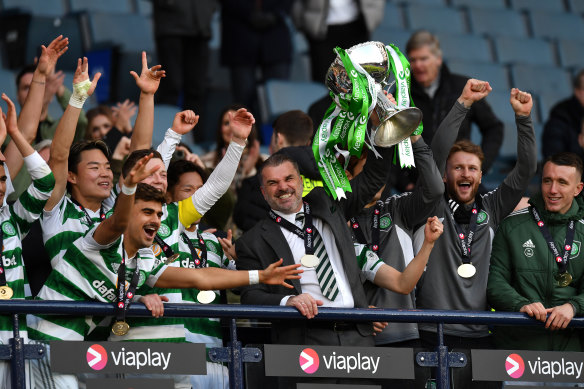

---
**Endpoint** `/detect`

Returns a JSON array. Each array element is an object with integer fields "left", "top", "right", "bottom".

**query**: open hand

[
  {"left": 123, "top": 153, "right": 160, "bottom": 187},
  {"left": 36, "top": 35, "right": 69, "bottom": 76},
  {"left": 260, "top": 258, "right": 303, "bottom": 289},
  {"left": 73, "top": 57, "right": 101, "bottom": 97},
  {"left": 218, "top": 229, "right": 236, "bottom": 260}
]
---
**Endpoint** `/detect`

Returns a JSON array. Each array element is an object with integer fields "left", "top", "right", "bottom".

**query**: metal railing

[{"left": 1, "top": 300, "right": 583, "bottom": 389}]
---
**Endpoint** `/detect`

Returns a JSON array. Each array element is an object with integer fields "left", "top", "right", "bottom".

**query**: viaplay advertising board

[
  {"left": 50, "top": 342, "right": 206, "bottom": 374},
  {"left": 473, "top": 350, "right": 584, "bottom": 383},
  {"left": 264, "top": 345, "right": 414, "bottom": 379}
]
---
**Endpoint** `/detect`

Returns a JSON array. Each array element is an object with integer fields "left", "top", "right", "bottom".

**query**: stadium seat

[
  {"left": 529, "top": 10, "right": 584, "bottom": 41},
  {"left": 510, "top": 64, "right": 572, "bottom": 97},
  {"left": 468, "top": 8, "right": 528, "bottom": 38},
  {"left": 136, "top": 0, "right": 152, "bottom": 16},
  {"left": 493, "top": 36, "right": 555, "bottom": 66},
  {"left": 69, "top": 0, "right": 132, "bottom": 14},
  {"left": 371, "top": 28, "right": 411, "bottom": 52},
  {"left": 0, "top": 68, "right": 16, "bottom": 102},
  {"left": 498, "top": 121, "right": 519, "bottom": 158},
  {"left": 568, "top": 0, "right": 584, "bottom": 14},
  {"left": 436, "top": 33, "right": 493, "bottom": 63},
  {"left": 260, "top": 79, "right": 328, "bottom": 123},
  {"left": 538, "top": 90, "right": 572, "bottom": 124},
  {"left": 446, "top": 60, "right": 510, "bottom": 91},
  {"left": 151, "top": 104, "right": 182, "bottom": 147},
  {"left": 484, "top": 91, "right": 517, "bottom": 124},
  {"left": 510, "top": 0, "right": 566, "bottom": 13},
  {"left": 378, "top": 2, "right": 406, "bottom": 30},
  {"left": 557, "top": 39, "right": 584, "bottom": 69},
  {"left": 406, "top": 5, "right": 466, "bottom": 34},
  {"left": 81, "top": 12, "right": 155, "bottom": 53},
  {"left": 1, "top": 0, "right": 66, "bottom": 17},
  {"left": 451, "top": 0, "right": 507, "bottom": 10}
]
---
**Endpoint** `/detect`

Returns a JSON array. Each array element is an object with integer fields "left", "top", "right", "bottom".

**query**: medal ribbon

[
  {"left": 0, "top": 229, "right": 7, "bottom": 287},
  {"left": 71, "top": 197, "right": 105, "bottom": 226},
  {"left": 386, "top": 44, "right": 422, "bottom": 168},
  {"left": 115, "top": 247, "right": 140, "bottom": 324},
  {"left": 349, "top": 201, "right": 383, "bottom": 252},
  {"left": 531, "top": 207, "right": 575, "bottom": 274},
  {"left": 181, "top": 231, "right": 207, "bottom": 269},
  {"left": 154, "top": 234, "right": 177, "bottom": 261},
  {"left": 450, "top": 202, "right": 479, "bottom": 265},
  {"left": 269, "top": 201, "right": 315, "bottom": 255},
  {"left": 313, "top": 47, "right": 376, "bottom": 200}
]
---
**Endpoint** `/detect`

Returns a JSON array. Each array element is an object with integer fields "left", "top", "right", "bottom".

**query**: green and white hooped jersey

[
  {"left": 28, "top": 228, "right": 167, "bottom": 342},
  {"left": 354, "top": 243, "right": 384, "bottom": 283},
  {"left": 0, "top": 156, "right": 54, "bottom": 344},
  {"left": 41, "top": 190, "right": 116, "bottom": 268},
  {"left": 179, "top": 228, "right": 232, "bottom": 349}
]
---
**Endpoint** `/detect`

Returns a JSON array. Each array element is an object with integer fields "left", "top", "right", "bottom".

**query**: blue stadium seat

[
  {"left": 82, "top": 12, "right": 154, "bottom": 53},
  {"left": 468, "top": 8, "right": 528, "bottom": 38},
  {"left": 510, "top": 64, "right": 572, "bottom": 97},
  {"left": 568, "top": 0, "right": 584, "bottom": 14},
  {"left": 378, "top": 2, "right": 405, "bottom": 30},
  {"left": 0, "top": 68, "right": 16, "bottom": 102},
  {"left": 446, "top": 60, "right": 510, "bottom": 91},
  {"left": 498, "top": 121, "right": 519, "bottom": 158},
  {"left": 558, "top": 39, "right": 584, "bottom": 69},
  {"left": 529, "top": 10, "right": 584, "bottom": 41},
  {"left": 371, "top": 28, "right": 411, "bottom": 52},
  {"left": 261, "top": 79, "right": 328, "bottom": 123},
  {"left": 1, "top": 0, "right": 66, "bottom": 17},
  {"left": 493, "top": 36, "right": 555, "bottom": 66},
  {"left": 451, "top": 0, "right": 507, "bottom": 10},
  {"left": 485, "top": 91, "right": 517, "bottom": 123},
  {"left": 69, "top": 0, "right": 132, "bottom": 14},
  {"left": 136, "top": 0, "right": 152, "bottom": 16},
  {"left": 436, "top": 33, "right": 493, "bottom": 63},
  {"left": 538, "top": 90, "right": 572, "bottom": 124},
  {"left": 406, "top": 5, "right": 466, "bottom": 34},
  {"left": 151, "top": 104, "right": 181, "bottom": 147},
  {"left": 510, "top": 0, "right": 566, "bottom": 13}
]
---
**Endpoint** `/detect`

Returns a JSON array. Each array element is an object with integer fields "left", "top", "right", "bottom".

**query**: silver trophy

[{"left": 325, "top": 41, "right": 422, "bottom": 147}]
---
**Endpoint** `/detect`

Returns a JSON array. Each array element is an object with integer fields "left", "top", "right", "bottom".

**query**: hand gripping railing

[{"left": 1, "top": 301, "right": 583, "bottom": 389}]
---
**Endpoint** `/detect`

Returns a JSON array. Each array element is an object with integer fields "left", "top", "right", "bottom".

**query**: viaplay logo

[
  {"left": 299, "top": 348, "right": 320, "bottom": 374},
  {"left": 87, "top": 344, "right": 108, "bottom": 371},
  {"left": 506, "top": 353, "right": 525, "bottom": 379}
]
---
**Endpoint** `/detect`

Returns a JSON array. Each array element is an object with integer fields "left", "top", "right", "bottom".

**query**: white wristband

[
  {"left": 248, "top": 270, "right": 259, "bottom": 285},
  {"left": 69, "top": 79, "right": 92, "bottom": 108},
  {"left": 121, "top": 184, "right": 137, "bottom": 195}
]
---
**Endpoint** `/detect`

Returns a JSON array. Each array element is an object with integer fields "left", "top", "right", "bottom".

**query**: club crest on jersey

[
  {"left": 157, "top": 224, "right": 171, "bottom": 238},
  {"left": 1, "top": 222, "right": 16, "bottom": 237},
  {"left": 570, "top": 241, "right": 581, "bottom": 259},
  {"left": 379, "top": 214, "right": 392, "bottom": 230},
  {"left": 476, "top": 210, "right": 488, "bottom": 225}
]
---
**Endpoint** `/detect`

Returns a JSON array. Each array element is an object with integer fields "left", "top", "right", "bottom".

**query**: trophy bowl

[{"left": 325, "top": 41, "right": 422, "bottom": 148}]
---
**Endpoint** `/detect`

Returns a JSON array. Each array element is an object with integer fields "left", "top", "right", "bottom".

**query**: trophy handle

[{"left": 372, "top": 91, "right": 423, "bottom": 147}]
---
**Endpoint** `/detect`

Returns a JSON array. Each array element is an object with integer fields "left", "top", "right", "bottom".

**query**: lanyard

[
  {"left": 154, "top": 234, "right": 178, "bottom": 261},
  {"left": 114, "top": 247, "right": 140, "bottom": 324},
  {"left": 71, "top": 197, "right": 105, "bottom": 226},
  {"left": 269, "top": 201, "right": 315, "bottom": 255},
  {"left": 450, "top": 202, "right": 479, "bottom": 264},
  {"left": 531, "top": 207, "right": 575, "bottom": 274},
  {"left": 0, "top": 229, "right": 6, "bottom": 287},
  {"left": 181, "top": 231, "right": 207, "bottom": 268},
  {"left": 349, "top": 201, "right": 383, "bottom": 252}
]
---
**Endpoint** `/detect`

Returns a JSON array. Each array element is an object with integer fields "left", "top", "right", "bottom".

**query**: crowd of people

[{"left": 0, "top": 20, "right": 582, "bottom": 389}]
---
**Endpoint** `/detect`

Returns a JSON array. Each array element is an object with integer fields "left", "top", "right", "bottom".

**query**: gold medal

[
  {"left": 457, "top": 263, "right": 476, "bottom": 278},
  {"left": 0, "top": 285, "right": 13, "bottom": 300},
  {"left": 300, "top": 254, "right": 320, "bottom": 268},
  {"left": 555, "top": 272, "right": 573, "bottom": 287},
  {"left": 164, "top": 253, "right": 180, "bottom": 265},
  {"left": 197, "top": 290, "right": 216, "bottom": 304},
  {"left": 111, "top": 321, "right": 130, "bottom": 336}
]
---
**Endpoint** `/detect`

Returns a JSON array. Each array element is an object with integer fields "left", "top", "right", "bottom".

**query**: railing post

[
  {"left": 228, "top": 318, "right": 244, "bottom": 389},
  {"left": 10, "top": 314, "right": 25, "bottom": 389},
  {"left": 436, "top": 323, "right": 450, "bottom": 389}
]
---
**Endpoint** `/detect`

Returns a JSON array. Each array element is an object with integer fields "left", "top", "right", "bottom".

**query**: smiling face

[
  {"left": 409, "top": 45, "right": 442, "bottom": 88},
  {"left": 444, "top": 151, "right": 482, "bottom": 205},
  {"left": 260, "top": 161, "right": 304, "bottom": 214},
  {"left": 88, "top": 114, "right": 113, "bottom": 140},
  {"left": 167, "top": 171, "right": 204, "bottom": 203},
  {"left": 221, "top": 110, "right": 235, "bottom": 144},
  {"left": 140, "top": 158, "right": 168, "bottom": 193},
  {"left": 126, "top": 199, "right": 163, "bottom": 249},
  {"left": 541, "top": 162, "right": 583, "bottom": 214},
  {"left": 68, "top": 148, "right": 113, "bottom": 203}
]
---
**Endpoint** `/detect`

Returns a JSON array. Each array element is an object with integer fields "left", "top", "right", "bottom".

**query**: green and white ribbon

[
  {"left": 313, "top": 47, "right": 377, "bottom": 200},
  {"left": 386, "top": 44, "right": 423, "bottom": 168}
]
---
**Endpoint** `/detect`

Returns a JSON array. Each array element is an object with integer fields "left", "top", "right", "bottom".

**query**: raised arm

[
  {"left": 129, "top": 51, "right": 166, "bottom": 152},
  {"left": 4, "top": 36, "right": 68, "bottom": 178},
  {"left": 2, "top": 94, "right": 34, "bottom": 159},
  {"left": 372, "top": 216, "right": 442, "bottom": 294},
  {"left": 178, "top": 108, "right": 252, "bottom": 227},
  {"left": 44, "top": 57, "right": 100, "bottom": 211},
  {"left": 93, "top": 154, "right": 159, "bottom": 245},
  {"left": 156, "top": 110, "right": 199, "bottom": 168}
]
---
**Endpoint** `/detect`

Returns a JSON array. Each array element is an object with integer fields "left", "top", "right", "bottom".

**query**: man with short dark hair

[{"left": 488, "top": 152, "right": 584, "bottom": 351}]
